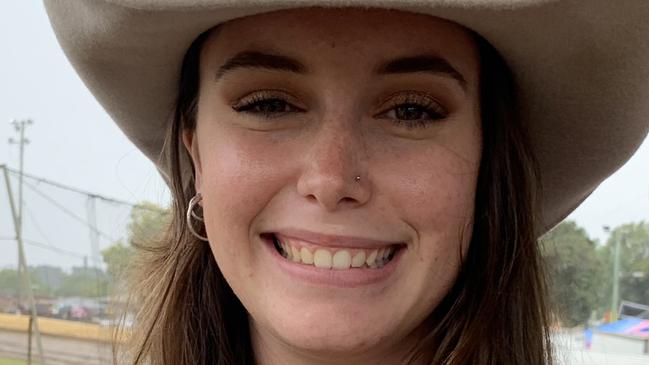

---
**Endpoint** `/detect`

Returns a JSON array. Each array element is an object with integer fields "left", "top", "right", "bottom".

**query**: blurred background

[{"left": 0, "top": 2, "right": 647, "bottom": 365}]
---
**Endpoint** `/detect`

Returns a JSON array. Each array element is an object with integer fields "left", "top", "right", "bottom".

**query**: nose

[{"left": 296, "top": 121, "right": 371, "bottom": 211}]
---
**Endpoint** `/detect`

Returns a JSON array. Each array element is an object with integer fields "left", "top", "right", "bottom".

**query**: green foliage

[
  {"left": 541, "top": 220, "right": 649, "bottom": 327},
  {"left": 0, "top": 357, "right": 33, "bottom": 365},
  {"left": 55, "top": 267, "right": 108, "bottom": 297},
  {"left": 0, "top": 267, "right": 49, "bottom": 297},
  {"left": 602, "top": 222, "right": 649, "bottom": 306},
  {"left": 0, "top": 266, "right": 107, "bottom": 298},
  {"left": 100, "top": 201, "right": 169, "bottom": 287},
  {"left": 0, "top": 268, "right": 19, "bottom": 296},
  {"left": 101, "top": 241, "right": 133, "bottom": 282},
  {"left": 0, "top": 202, "right": 168, "bottom": 299},
  {"left": 31, "top": 265, "right": 65, "bottom": 296},
  {"left": 0, "top": 201, "right": 170, "bottom": 301},
  {"left": 541, "top": 221, "right": 606, "bottom": 327},
  {"left": 127, "top": 202, "right": 170, "bottom": 247}
]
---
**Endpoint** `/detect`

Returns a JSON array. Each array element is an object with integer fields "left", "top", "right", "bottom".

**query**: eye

[
  {"left": 231, "top": 90, "right": 303, "bottom": 118},
  {"left": 376, "top": 92, "right": 448, "bottom": 129}
]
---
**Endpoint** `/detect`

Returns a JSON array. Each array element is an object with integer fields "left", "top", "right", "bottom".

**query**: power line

[
  {"left": 24, "top": 204, "right": 56, "bottom": 251},
  {"left": 23, "top": 203, "right": 91, "bottom": 262},
  {"left": 0, "top": 237, "right": 89, "bottom": 264},
  {"left": 23, "top": 238, "right": 86, "bottom": 260},
  {"left": 2, "top": 165, "right": 163, "bottom": 212},
  {"left": 21, "top": 179, "right": 119, "bottom": 243}
]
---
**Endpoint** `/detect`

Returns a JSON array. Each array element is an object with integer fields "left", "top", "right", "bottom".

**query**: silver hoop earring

[{"left": 186, "top": 193, "right": 208, "bottom": 241}]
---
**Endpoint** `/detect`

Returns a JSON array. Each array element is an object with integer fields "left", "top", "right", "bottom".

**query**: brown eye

[
  {"left": 238, "top": 98, "right": 291, "bottom": 114},
  {"left": 232, "top": 90, "right": 304, "bottom": 118},
  {"left": 377, "top": 93, "right": 448, "bottom": 129},
  {"left": 390, "top": 104, "right": 445, "bottom": 121}
]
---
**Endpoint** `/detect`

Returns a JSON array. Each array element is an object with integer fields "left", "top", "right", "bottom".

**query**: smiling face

[{"left": 183, "top": 7, "right": 481, "bottom": 364}]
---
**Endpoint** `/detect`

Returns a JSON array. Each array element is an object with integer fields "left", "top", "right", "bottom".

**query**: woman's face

[{"left": 184, "top": 7, "right": 481, "bottom": 362}]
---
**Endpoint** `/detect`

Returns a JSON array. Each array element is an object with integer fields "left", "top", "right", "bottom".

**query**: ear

[{"left": 182, "top": 129, "right": 203, "bottom": 193}]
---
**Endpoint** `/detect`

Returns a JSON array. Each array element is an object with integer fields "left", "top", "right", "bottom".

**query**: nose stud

[{"left": 355, "top": 175, "right": 361, "bottom": 182}]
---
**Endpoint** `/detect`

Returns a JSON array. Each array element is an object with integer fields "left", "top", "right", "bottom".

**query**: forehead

[{"left": 202, "top": 7, "right": 479, "bottom": 84}]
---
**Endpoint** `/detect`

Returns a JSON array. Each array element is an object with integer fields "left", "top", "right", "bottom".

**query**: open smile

[
  {"left": 271, "top": 233, "right": 400, "bottom": 269},
  {"left": 260, "top": 231, "right": 406, "bottom": 287}
]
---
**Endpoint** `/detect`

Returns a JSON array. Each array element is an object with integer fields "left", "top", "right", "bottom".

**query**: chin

[
  {"left": 277, "top": 318, "right": 390, "bottom": 355},
  {"left": 255, "top": 296, "right": 402, "bottom": 357}
]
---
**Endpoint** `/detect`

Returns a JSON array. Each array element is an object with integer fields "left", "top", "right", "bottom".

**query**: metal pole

[
  {"left": 87, "top": 196, "right": 101, "bottom": 269},
  {"left": 9, "top": 118, "right": 31, "bottom": 310},
  {"left": 611, "top": 234, "right": 623, "bottom": 322},
  {"left": 18, "top": 120, "right": 27, "bottom": 241},
  {"left": 2, "top": 165, "right": 46, "bottom": 365},
  {"left": 18, "top": 120, "right": 27, "bottom": 315},
  {"left": 27, "top": 316, "right": 33, "bottom": 365}
]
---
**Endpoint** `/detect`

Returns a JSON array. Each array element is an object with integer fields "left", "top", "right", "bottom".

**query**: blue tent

[{"left": 596, "top": 318, "right": 649, "bottom": 337}]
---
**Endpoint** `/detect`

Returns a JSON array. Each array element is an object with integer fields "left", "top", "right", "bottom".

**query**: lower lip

[{"left": 261, "top": 235, "right": 404, "bottom": 288}]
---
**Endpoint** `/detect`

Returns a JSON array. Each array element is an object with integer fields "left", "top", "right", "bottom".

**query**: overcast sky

[{"left": 1, "top": 2, "right": 648, "bottom": 270}]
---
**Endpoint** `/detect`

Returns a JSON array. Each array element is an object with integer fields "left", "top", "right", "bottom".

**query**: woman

[{"left": 45, "top": 1, "right": 649, "bottom": 364}]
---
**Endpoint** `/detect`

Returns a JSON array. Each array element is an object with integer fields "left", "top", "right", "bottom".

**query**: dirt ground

[{"left": 0, "top": 329, "right": 113, "bottom": 365}]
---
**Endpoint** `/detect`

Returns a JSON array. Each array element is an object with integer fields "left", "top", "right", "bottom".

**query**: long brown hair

[{"left": 120, "top": 24, "right": 553, "bottom": 365}]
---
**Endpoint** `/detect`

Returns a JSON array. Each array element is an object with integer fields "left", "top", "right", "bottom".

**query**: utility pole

[
  {"left": 86, "top": 195, "right": 101, "bottom": 269},
  {"left": 611, "top": 233, "right": 624, "bottom": 322},
  {"left": 603, "top": 225, "right": 623, "bottom": 322},
  {"left": 2, "top": 165, "right": 46, "bottom": 364},
  {"left": 8, "top": 118, "right": 32, "bottom": 311}
]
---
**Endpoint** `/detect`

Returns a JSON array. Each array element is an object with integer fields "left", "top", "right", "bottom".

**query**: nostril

[
  {"left": 332, "top": 197, "right": 361, "bottom": 210},
  {"left": 297, "top": 169, "right": 371, "bottom": 210}
]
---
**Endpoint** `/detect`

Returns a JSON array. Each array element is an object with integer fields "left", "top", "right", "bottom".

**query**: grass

[
  {"left": 0, "top": 357, "right": 39, "bottom": 365},
  {"left": 0, "top": 358, "right": 26, "bottom": 365}
]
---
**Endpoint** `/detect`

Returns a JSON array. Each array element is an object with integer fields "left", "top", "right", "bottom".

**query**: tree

[
  {"left": 540, "top": 221, "right": 607, "bottom": 327},
  {"left": 56, "top": 266, "right": 108, "bottom": 297},
  {"left": 127, "top": 202, "right": 170, "bottom": 247},
  {"left": 602, "top": 222, "right": 649, "bottom": 306},
  {"left": 0, "top": 267, "right": 49, "bottom": 298},
  {"left": 31, "top": 265, "right": 65, "bottom": 297},
  {"left": 101, "top": 202, "right": 169, "bottom": 288},
  {"left": 0, "top": 268, "right": 20, "bottom": 296},
  {"left": 101, "top": 241, "right": 133, "bottom": 282}
]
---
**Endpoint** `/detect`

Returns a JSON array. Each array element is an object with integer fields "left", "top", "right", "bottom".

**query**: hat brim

[{"left": 44, "top": 0, "right": 649, "bottom": 233}]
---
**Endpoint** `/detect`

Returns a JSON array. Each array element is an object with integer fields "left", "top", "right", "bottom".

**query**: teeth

[
  {"left": 351, "top": 251, "right": 366, "bottom": 268},
  {"left": 300, "top": 247, "right": 313, "bottom": 264},
  {"left": 377, "top": 257, "right": 385, "bottom": 268},
  {"left": 273, "top": 235, "right": 398, "bottom": 270},
  {"left": 366, "top": 250, "right": 378, "bottom": 266},
  {"left": 383, "top": 248, "right": 392, "bottom": 260},
  {"left": 377, "top": 248, "right": 385, "bottom": 261},
  {"left": 283, "top": 242, "right": 292, "bottom": 260},
  {"left": 313, "top": 249, "right": 332, "bottom": 269},
  {"left": 291, "top": 246, "right": 301, "bottom": 262},
  {"left": 332, "top": 250, "right": 352, "bottom": 270}
]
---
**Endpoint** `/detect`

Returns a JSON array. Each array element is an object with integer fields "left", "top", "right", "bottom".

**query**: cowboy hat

[{"left": 43, "top": 0, "right": 649, "bottom": 232}]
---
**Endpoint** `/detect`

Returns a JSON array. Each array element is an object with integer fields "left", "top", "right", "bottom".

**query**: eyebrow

[
  {"left": 376, "top": 55, "right": 467, "bottom": 90},
  {"left": 215, "top": 50, "right": 467, "bottom": 90},
  {"left": 215, "top": 51, "right": 306, "bottom": 79}
]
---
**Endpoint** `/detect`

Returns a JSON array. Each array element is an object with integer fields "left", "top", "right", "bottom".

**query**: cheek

[
  {"left": 378, "top": 141, "right": 479, "bottom": 261},
  {"left": 195, "top": 127, "right": 294, "bottom": 261},
  {"left": 375, "top": 144, "right": 478, "bottom": 320}
]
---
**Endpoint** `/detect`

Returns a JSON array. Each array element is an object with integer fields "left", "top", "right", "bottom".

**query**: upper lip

[{"left": 268, "top": 228, "right": 403, "bottom": 249}]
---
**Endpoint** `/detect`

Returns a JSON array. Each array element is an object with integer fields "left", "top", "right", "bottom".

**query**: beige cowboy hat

[{"left": 44, "top": 0, "right": 649, "bottom": 232}]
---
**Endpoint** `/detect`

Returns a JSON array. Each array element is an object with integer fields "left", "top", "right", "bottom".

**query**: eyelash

[
  {"left": 231, "top": 91, "right": 304, "bottom": 117},
  {"left": 377, "top": 92, "right": 448, "bottom": 129},
  {"left": 231, "top": 90, "right": 448, "bottom": 129}
]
